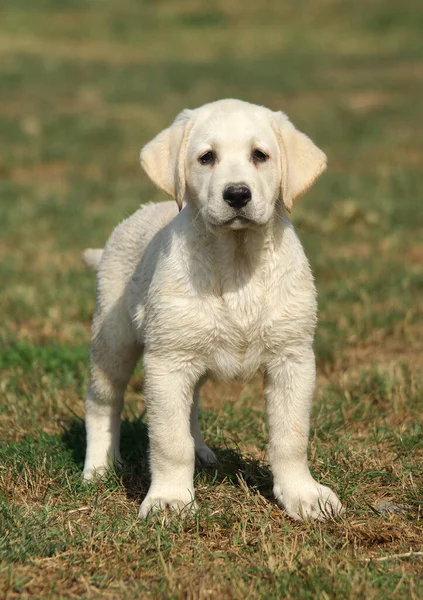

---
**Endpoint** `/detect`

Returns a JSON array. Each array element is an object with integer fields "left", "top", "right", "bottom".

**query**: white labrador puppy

[{"left": 83, "top": 99, "right": 343, "bottom": 521}]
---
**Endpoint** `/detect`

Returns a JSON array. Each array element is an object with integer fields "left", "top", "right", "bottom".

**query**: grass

[{"left": 1, "top": 0, "right": 422, "bottom": 597}]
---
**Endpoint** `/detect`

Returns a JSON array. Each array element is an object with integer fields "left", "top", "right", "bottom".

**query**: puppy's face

[
  {"left": 140, "top": 99, "right": 327, "bottom": 230},
  {"left": 185, "top": 102, "right": 281, "bottom": 230}
]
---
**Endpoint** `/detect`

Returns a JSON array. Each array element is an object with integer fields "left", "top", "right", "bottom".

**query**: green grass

[{"left": 1, "top": 0, "right": 423, "bottom": 597}]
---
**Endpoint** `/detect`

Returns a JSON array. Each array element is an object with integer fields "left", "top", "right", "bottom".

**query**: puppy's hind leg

[
  {"left": 191, "top": 378, "right": 218, "bottom": 467},
  {"left": 83, "top": 308, "right": 141, "bottom": 481}
]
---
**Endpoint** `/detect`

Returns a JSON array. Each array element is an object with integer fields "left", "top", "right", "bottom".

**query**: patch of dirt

[
  {"left": 8, "top": 161, "right": 68, "bottom": 183},
  {"left": 5, "top": 161, "right": 103, "bottom": 184},
  {"left": 201, "top": 374, "right": 264, "bottom": 412},
  {"left": 335, "top": 242, "right": 373, "bottom": 260},
  {"left": 345, "top": 90, "right": 398, "bottom": 113},
  {"left": 0, "top": 32, "right": 219, "bottom": 65},
  {"left": 325, "top": 60, "right": 423, "bottom": 87},
  {"left": 7, "top": 316, "right": 91, "bottom": 346},
  {"left": 403, "top": 243, "right": 423, "bottom": 263},
  {"left": 348, "top": 338, "right": 420, "bottom": 366}
]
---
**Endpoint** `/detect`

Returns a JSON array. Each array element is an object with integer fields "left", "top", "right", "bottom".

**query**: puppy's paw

[
  {"left": 83, "top": 465, "right": 108, "bottom": 482},
  {"left": 195, "top": 445, "right": 218, "bottom": 467},
  {"left": 275, "top": 479, "right": 343, "bottom": 521},
  {"left": 83, "top": 455, "right": 123, "bottom": 482},
  {"left": 139, "top": 489, "right": 197, "bottom": 519}
]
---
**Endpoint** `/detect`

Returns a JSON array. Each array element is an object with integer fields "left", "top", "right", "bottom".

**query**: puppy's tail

[{"left": 82, "top": 248, "right": 103, "bottom": 272}]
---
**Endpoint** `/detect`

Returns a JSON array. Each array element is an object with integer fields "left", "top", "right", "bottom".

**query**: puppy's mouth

[
  {"left": 223, "top": 215, "right": 253, "bottom": 228},
  {"left": 208, "top": 214, "right": 255, "bottom": 230}
]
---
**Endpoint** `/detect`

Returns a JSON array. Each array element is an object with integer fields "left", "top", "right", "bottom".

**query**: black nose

[{"left": 223, "top": 183, "right": 252, "bottom": 209}]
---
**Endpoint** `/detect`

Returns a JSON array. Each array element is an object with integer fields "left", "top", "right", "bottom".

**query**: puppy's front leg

[
  {"left": 139, "top": 354, "right": 200, "bottom": 518},
  {"left": 265, "top": 348, "right": 342, "bottom": 521}
]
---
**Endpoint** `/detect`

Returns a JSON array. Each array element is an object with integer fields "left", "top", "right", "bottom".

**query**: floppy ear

[
  {"left": 140, "top": 109, "right": 194, "bottom": 210},
  {"left": 273, "top": 112, "right": 327, "bottom": 213}
]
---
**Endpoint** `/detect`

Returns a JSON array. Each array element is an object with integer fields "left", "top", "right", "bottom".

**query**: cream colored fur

[{"left": 83, "top": 99, "right": 342, "bottom": 521}]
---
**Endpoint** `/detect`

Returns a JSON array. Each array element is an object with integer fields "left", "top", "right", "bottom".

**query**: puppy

[{"left": 83, "top": 99, "right": 343, "bottom": 521}]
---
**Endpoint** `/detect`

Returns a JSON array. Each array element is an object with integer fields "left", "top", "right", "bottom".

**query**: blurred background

[{"left": 1, "top": 0, "right": 422, "bottom": 367}]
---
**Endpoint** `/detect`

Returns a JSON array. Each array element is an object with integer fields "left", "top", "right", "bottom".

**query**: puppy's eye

[
  {"left": 253, "top": 149, "right": 268, "bottom": 163},
  {"left": 198, "top": 151, "right": 215, "bottom": 166}
]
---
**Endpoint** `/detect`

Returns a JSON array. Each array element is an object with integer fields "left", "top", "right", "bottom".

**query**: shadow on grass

[
  {"left": 61, "top": 415, "right": 150, "bottom": 502},
  {"left": 201, "top": 448, "right": 274, "bottom": 502},
  {"left": 62, "top": 417, "right": 273, "bottom": 504}
]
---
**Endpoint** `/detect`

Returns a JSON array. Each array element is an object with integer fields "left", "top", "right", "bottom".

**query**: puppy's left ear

[
  {"left": 140, "top": 109, "right": 194, "bottom": 210},
  {"left": 273, "top": 112, "right": 327, "bottom": 213}
]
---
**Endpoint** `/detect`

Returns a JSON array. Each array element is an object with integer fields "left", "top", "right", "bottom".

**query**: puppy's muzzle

[{"left": 223, "top": 183, "right": 252, "bottom": 210}]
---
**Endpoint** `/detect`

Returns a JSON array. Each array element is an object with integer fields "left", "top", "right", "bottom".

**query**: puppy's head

[{"left": 141, "top": 99, "right": 326, "bottom": 230}]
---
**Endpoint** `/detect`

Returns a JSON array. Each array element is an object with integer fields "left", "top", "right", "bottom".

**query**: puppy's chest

[{"left": 206, "top": 287, "right": 270, "bottom": 381}]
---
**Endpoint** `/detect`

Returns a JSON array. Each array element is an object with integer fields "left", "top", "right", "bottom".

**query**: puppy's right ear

[{"left": 140, "top": 109, "right": 194, "bottom": 211}]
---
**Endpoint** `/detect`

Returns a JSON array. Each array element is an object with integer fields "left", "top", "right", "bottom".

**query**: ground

[{"left": 0, "top": 1, "right": 422, "bottom": 598}]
